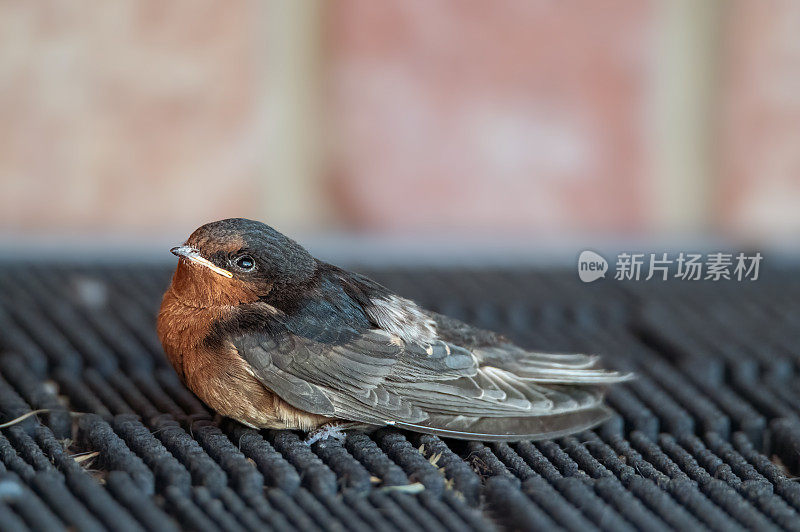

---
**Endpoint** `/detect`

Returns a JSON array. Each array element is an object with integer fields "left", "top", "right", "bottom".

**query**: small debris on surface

[{"left": 379, "top": 482, "right": 425, "bottom": 494}]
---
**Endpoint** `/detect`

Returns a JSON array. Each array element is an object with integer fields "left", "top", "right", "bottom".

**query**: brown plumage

[
  {"left": 158, "top": 249, "right": 330, "bottom": 430},
  {"left": 158, "top": 218, "right": 632, "bottom": 441}
]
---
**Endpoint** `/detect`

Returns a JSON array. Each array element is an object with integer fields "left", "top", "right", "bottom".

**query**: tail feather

[
  {"left": 394, "top": 405, "right": 613, "bottom": 442},
  {"left": 474, "top": 346, "right": 633, "bottom": 384}
]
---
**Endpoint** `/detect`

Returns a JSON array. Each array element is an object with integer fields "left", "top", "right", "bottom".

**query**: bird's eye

[{"left": 234, "top": 255, "right": 255, "bottom": 271}]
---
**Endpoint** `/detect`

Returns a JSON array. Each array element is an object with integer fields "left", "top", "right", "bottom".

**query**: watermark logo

[
  {"left": 577, "top": 250, "right": 609, "bottom": 283},
  {"left": 577, "top": 251, "right": 762, "bottom": 282}
]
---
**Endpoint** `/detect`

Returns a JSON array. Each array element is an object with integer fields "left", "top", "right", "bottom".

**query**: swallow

[{"left": 157, "top": 218, "right": 631, "bottom": 441}]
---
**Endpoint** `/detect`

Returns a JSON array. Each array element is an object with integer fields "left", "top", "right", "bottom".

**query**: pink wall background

[{"left": 1, "top": 1, "right": 797, "bottom": 241}]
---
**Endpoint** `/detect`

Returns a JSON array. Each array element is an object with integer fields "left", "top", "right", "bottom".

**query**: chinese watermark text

[{"left": 578, "top": 251, "right": 762, "bottom": 283}]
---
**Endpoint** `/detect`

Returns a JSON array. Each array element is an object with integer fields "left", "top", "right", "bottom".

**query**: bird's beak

[{"left": 170, "top": 245, "right": 234, "bottom": 278}]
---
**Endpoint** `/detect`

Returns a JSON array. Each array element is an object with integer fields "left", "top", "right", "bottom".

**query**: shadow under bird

[{"left": 158, "top": 218, "right": 631, "bottom": 441}]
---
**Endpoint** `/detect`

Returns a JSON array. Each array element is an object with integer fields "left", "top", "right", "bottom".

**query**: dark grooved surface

[{"left": 0, "top": 263, "right": 799, "bottom": 530}]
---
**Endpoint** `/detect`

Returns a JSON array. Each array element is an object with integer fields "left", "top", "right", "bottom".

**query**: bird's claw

[{"left": 304, "top": 423, "right": 348, "bottom": 445}]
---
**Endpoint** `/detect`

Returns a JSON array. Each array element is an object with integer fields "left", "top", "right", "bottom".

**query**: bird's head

[{"left": 168, "top": 218, "right": 316, "bottom": 307}]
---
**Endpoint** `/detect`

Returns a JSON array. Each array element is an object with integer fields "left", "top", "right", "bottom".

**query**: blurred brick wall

[
  {"left": 325, "top": 1, "right": 654, "bottom": 234},
  {"left": 1, "top": 1, "right": 798, "bottom": 241},
  {"left": 0, "top": 1, "right": 267, "bottom": 233},
  {"left": 717, "top": 0, "right": 800, "bottom": 238}
]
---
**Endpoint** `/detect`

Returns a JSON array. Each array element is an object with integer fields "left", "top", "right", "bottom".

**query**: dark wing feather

[
  {"left": 229, "top": 303, "right": 629, "bottom": 440},
  {"left": 233, "top": 331, "right": 337, "bottom": 416},
  {"left": 395, "top": 406, "right": 611, "bottom": 442},
  {"left": 231, "top": 319, "right": 433, "bottom": 425},
  {"left": 431, "top": 311, "right": 628, "bottom": 382}
]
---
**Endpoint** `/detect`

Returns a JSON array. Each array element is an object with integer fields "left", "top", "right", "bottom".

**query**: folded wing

[{"left": 230, "top": 307, "right": 630, "bottom": 441}]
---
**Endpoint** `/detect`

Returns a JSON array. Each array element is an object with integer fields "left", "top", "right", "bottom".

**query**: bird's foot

[{"left": 304, "top": 422, "right": 349, "bottom": 445}]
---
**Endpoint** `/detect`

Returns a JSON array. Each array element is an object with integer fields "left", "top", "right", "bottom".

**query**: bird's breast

[
  {"left": 157, "top": 287, "right": 226, "bottom": 381},
  {"left": 157, "top": 287, "right": 330, "bottom": 430}
]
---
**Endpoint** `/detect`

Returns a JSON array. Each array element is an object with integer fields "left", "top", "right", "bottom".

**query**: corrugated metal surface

[{"left": 0, "top": 264, "right": 798, "bottom": 531}]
